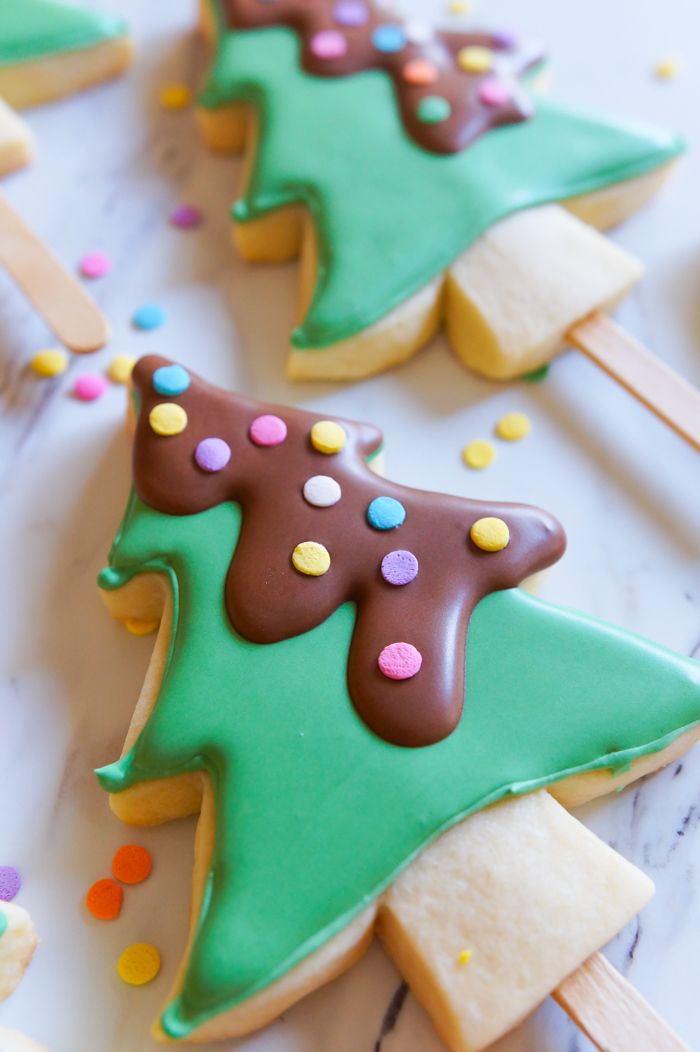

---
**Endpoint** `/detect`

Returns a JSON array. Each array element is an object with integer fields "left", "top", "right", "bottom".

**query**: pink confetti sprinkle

[
  {"left": 79, "top": 251, "right": 111, "bottom": 279},
  {"left": 309, "top": 29, "right": 349, "bottom": 60},
  {"left": 170, "top": 204, "right": 203, "bottom": 229},
  {"left": 378, "top": 642, "right": 423, "bottom": 680},
  {"left": 249, "top": 414, "right": 288, "bottom": 447},
  {"left": 479, "top": 77, "right": 510, "bottom": 107},
  {"left": 74, "top": 374, "right": 107, "bottom": 402}
]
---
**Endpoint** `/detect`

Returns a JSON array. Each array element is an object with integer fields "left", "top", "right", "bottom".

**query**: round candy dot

[
  {"left": 152, "top": 364, "right": 190, "bottom": 396},
  {"left": 125, "top": 618, "right": 159, "bottom": 636},
  {"left": 117, "top": 943, "right": 161, "bottom": 986},
  {"left": 0, "top": 910, "right": 7, "bottom": 938},
  {"left": 404, "top": 20, "right": 433, "bottom": 45},
  {"left": 402, "top": 58, "right": 439, "bottom": 86},
  {"left": 463, "top": 439, "right": 495, "bottom": 470},
  {"left": 195, "top": 437, "right": 232, "bottom": 472},
  {"left": 160, "top": 83, "right": 191, "bottom": 110},
  {"left": 458, "top": 45, "right": 493, "bottom": 73},
  {"left": 310, "top": 29, "right": 348, "bottom": 59},
  {"left": 86, "top": 878, "right": 124, "bottom": 921},
  {"left": 479, "top": 76, "right": 510, "bottom": 107},
  {"left": 30, "top": 348, "right": 68, "bottom": 377},
  {"left": 310, "top": 420, "right": 347, "bottom": 454},
  {"left": 169, "top": 204, "right": 203, "bottom": 229},
  {"left": 108, "top": 354, "right": 137, "bottom": 384},
  {"left": 333, "top": 0, "right": 369, "bottom": 26},
  {"left": 372, "top": 24, "right": 406, "bottom": 53},
  {"left": 112, "top": 844, "right": 153, "bottom": 886},
  {"left": 303, "top": 475, "right": 342, "bottom": 508},
  {"left": 367, "top": 496, "right": 406, "bottom": 531},
  {"left": 133, "top": 304, "right": 166, "bottom": 331},
  {"left": 249, "top": 414, "right": 287, "bottom": 447},
  {"left": 493, "top": 30, "right": 518, "bottom": 49},
  {"left": 149, "top": 403, "right": 188, "bottom": 436},
  {"left": 0, "top": 867, "right": 21, "bottom": 903},
  {"left": 79, "top": 251, "right": 111, "bottom": 279},
  {"left": 449, "top": 0, "right": 472, "bottom": 13},
  {"left": 655, "top": 57, "right": 682, "bottom": 79},
  {"left": 378, "top": 642, "right": 422, "bottom": 680},
  {"left": 470, "top": 517, "right": 510, "bottom": 552},
  {"left": 74, "top": 374, "right": 107, "bottom": 402},
  {"left": 381, "top": 550, "right": 419, "bottom": 586},
  {"left": 292, "top": 541, "right": 331, "bottom": 577},
  {"left": 496, "top": 411, "right": 531, "bottom": 441},
  {"left": 417, "top": 95, "right": 452, "bottom": 124}
]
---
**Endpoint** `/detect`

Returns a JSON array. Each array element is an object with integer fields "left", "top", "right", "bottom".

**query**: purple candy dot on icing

[
  {"left": 381, "top": 550, "right": 419, "bottom": 586},
  {"left": 493, "top": 30, "right": 518, "bottom": 49},
  {"left": 378, "top": 642, "right": 422, "bottom": 680},
  {"left": 479, "top": 76, "right": 510, "bottom": 107},
  {"left": 195, "top": 437, "right": 231, "bottom": 473},
  {"left": 249, "top": 414, "right": 288, "bottom": 447},
  {"left": 310, "top": 29, "right": 349, "bottom": 60},
  {"left": 0, "top": 866, "right": 21, "bottom": 903},
  {"left": 333, "top": 0, "right": 369, "bottom": 27}
]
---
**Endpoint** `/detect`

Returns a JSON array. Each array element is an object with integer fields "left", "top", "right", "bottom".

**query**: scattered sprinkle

[
  {"left": 463, "top": 439, "right": 495, "bottom": 470},
  {"left": 169, "top": 204, "right": 203, "bottom": 229},
  {"left": 249, "top": 414, "right": 288, "bottom": 447},
  {"left": 457, "top": 949, "right": 473, "bottom": 966},
  {"left": 448, "top": 0, "right": 472, "bottom": 13},
  {"left": 416, "top": 95, "right": 452, "bottom": 124},
  {"left": 292, "top": 541, "right": 331, "bottom": 577},
  {"left": 381, "top": 550, "right": 419, "bottom": 586},
  {"left": 654, "top": 57, "right": 682, "bottom": 79},
  {"left": 496, "top": 412, "right": 531, "bottom": 441},
  {"left": 458, "top": 45, "right": 492, "bottom": 74},
  {"left": 112, "top": 845, "right": 153, "bottom": 886},
  {"left": 30, "top": 348, "right": 68, "bottom": 378},
  {"left": 470, "top": 516, "right": 510, "bottom": 552},
  {"left": 86, "top": 878, "right": 124, "bottom": 921},
  {"left": 378, "top": 642, "right": 422, "bottom": 680},
  {"left": 125, "top": 618, "right": 160, "bottom": 636},
  {"left": 160, "top": 83, "right": 192, "bottom": 110},
  {"left": 74, "top": 374, "right": 107, "bottom": 402},
  {"left": 195, "top": 437, "right": 232, "bottom": 473},
  {"left": 152, "top": 364, "right": 190, "bottom": 396},
  {"left": 523, "top": 364, "right": 549, "bottom": 383},
  {"left": 149, "top": 403, "right": 188, "bottom": 436},
  {"left": 117, "top": 942, "right": 161, "bottom": 985},
  {"left": 0, "top": 866, "right": 21, "bottom": 902},
  {"left": 133, "top": 304, "right": 166, "bottom": 331},
  {"left": 79, "top": 251, "right": 111, "bottom": 279},
  {"left": 303, "top": 475, "right": 342, "bottom": 508},
  {"left": 367, "top": 496, "right": 406, "bottom": 531},
  {"left": 310, "top": 420, "right": 347, "bottom": 455},
  {"left": 108, "top": 355, "right": 137, "bottom": 384}
]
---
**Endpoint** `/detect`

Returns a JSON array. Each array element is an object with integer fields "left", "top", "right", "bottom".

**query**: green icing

[
  {"left": 200, "top": 12, "right": 683, "bottom": 350},
  {"left": 0, "top": 0, "right": 127, "bottom": 67},
  {"left": 97, "top": 492, "right": 700, "bottom": 1038},
  {"left": 0, "top": 910, "right": 6, "bottom": 939}
]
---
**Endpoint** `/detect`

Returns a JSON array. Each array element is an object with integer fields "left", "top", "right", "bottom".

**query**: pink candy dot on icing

[
  {"left": 378, "top": 642, "right": 422, "bottom": 680},
  {"left": 79, "top": 251, "right": 111, "bottom": 279},
  {"left": 479, "top": 77, "right": 510, "bottom": 107},
  {"left": 195, "top": 437, "right": 232, "bottom": 472},
  {"left": 249, "top": 414, "right": 288, "bottom": 447},
  {"left": 74, "top": 374, "right": 107, "bottom": 402},
  {"left": 310, "top": 29, "right": 349, "bottom": 60}
]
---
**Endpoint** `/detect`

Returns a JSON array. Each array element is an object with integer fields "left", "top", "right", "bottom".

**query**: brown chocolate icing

[
  {"left": 131, "top": 356, "right": 566, "bottom": 747},
  {"left": 221, "top": 0, "right": 542, "bottom": 155}
]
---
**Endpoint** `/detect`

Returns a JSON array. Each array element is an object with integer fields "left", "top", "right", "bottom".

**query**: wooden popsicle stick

[
  {"left": 0, "top": 191, "right": 109, "bottom": 353},
  {"left": 554, "top": 951, "right": 690, "bottom": 1052},
  {"left": 568, "top": 311, "right": 700, "bottom": 452}
]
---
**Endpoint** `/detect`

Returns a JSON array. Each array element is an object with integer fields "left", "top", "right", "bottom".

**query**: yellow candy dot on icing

[
  {"left": 311, "top": 420, "right": 347, "bottom": 455},
  {"left": 30, "top": 348, "right": 68, "bottom": 377},
  {"left": 124, "top": 618, "right": 160, "bottom": 636},
  {"left": 117, "top": 943, "right": 161, "bottom": 985},
  {"left": 457, "top": 948, "right": 473, "bottom": 966},
  {"left": 292, "top": 541, "right": 331, "bottom": 577},
  {"left": 149, "top": 403, "right": 188, "bottom": 436},
  {"left": 470, "top": 517, "right": 510, "bottom": 552},
  {"left": 458, "top": 46, "right": 492, "bottom": 73},
  {"left": 496, "top": 412, "right": 531, "bottom": 442},
  {"left": 160, "top": 83, "right": 192, "bottom": 109},
  {"left": 463, "top": 439, "right": 495, "bottom": 470},
  {"left": 108, "top": 354, "right": 137, "bottom": 384}
]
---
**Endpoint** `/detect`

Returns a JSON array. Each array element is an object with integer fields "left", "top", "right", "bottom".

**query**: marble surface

[{"left": 1, "top": 1, "right": 700, "bottom": 1049}]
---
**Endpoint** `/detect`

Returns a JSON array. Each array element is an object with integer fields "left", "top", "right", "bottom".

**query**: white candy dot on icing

[
  {"left": 404, "top": 19, "right": 434, "bottom": 45},
  {"left": 303, "top": 475, "right": 342, "bottom": 508}
]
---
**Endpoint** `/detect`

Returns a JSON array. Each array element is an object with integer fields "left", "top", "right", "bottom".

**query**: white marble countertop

[{"left": 1, "top": 1, "right": 699, "bottom": 1050}]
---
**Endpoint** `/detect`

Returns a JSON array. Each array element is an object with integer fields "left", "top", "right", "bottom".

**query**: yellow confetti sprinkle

[
  {"left": 292, "top": 541, "right": 331, "bottom": 577},
  {"left": 310, "top": 420, "right": 347, "bottom": 455},
  {"left": 457, "top": 949, "right": 473, "bottom": 966},
  {"left": 458, "top": 45, "right": 492, "bottom": 74},
  {"left": 449, "top": 0, "right": 472, "bottom": 13},
  {"left": 495, "top": 412, "right": 531, "bottom": 442},
  {"left": 463, "top": 439, "right": 495, "bottom": 470},
  {"left": 117, "top": 943, "right": 161, "bottom": 986},
  {"left": 108, "top": 354, "right": 137, "bottom": 384},
  {"left": 30, "top": 348, "right": 68, "bottom": 378},
  {"left": 470, "top": 517, "right": 510, "bottom": 552},
  {"left": 124, "top": 618, "right": 160, "bottom": 637},
  {"left": 159, "top": 83, "right": 192, "bottom": 110},
  {"left": 654, "top": 57, "right": 682, "bottom": 79},
  {"left": 149, "top": 402, "right": 188, "bottom": 436}
]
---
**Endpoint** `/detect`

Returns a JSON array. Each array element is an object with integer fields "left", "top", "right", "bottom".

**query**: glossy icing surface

[{"left": 0, "top": 0, "right": 127, "bottom": 67}]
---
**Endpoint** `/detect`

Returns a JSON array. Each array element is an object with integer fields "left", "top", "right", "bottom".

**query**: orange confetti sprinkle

[
  {"left": 112, "top": 844, "right": 153, "bottom": 886},
  {"left": 86, "top": 877, "right": 124, "bottom": 921}
]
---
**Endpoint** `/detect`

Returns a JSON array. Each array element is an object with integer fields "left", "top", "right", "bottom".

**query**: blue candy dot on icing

[
  {"left": 133, "top": 303, "right": 166, "bottom": 331},
  {"left": 152, "top": 364, "right": 190, "bottom": 396},
  {"left": 367, "top": 496, "right": 406, "bottom": 530},
  {"left": 372, "top": 24, "right": 406, "bottom": 53}
]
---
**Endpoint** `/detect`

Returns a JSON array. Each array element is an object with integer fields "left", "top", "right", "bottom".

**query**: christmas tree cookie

[{"left": 97, "top": 356, "right": 698, "bottom": 1048}]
